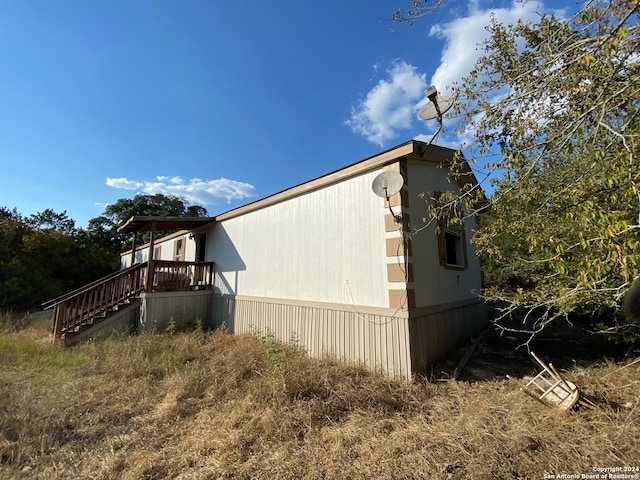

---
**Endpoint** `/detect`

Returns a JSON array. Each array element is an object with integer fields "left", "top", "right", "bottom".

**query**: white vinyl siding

[{"left": 210, "top": 169, "right": 390, "bottom": 308}]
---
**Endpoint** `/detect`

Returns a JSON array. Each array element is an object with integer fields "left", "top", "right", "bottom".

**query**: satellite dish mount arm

[
  {"left": 425, "top": 86, "right": 444, "bottom": 145},
  {"left": 383, "top": 188, "right": 402, "bottom": 224},
  {"left": 426, "top": 86, "right": 444, "bottom": 121}
]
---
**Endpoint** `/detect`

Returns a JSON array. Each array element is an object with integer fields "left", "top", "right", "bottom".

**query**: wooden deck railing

[
  {"left": 45, "top": 263, "right": 148, "bottom": 338},
  {"left": 151, "top": 260, "right": 215, "bottom": 291},
  {"left": 45, "top": 261, "right": 214, "bottom": 340}
]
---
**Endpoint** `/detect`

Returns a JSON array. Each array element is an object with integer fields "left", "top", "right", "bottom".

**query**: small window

[
  {"left": 444, "top": 230, "right": 464, "bottom": 267},
  {"left": 174, "top": 238, "right": 185, "bottom": 261},
  {"left": 434, "top": 191, "right": 468, "bottom": 270},
  {"left": 153, "top": 245, "right": 162, "bottom": 260}
]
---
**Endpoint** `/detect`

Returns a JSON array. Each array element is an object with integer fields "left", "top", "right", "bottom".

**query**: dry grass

[{"left": 0, "top": 316, "right": 638, "bottom": 479}]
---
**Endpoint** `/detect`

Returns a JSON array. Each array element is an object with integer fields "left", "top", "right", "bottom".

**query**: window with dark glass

[{"left": 434, "top": 191, "right": 468, "bottom": 270}]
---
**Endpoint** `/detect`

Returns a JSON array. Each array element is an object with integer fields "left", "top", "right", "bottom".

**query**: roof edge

[{"left": 215, "top": 140, "right": 454, "bottom": 223}]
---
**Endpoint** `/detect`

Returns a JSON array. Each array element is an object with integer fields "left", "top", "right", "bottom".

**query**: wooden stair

[
  {"left": 43, "top": 263, "right": 148, "bottom": 344},
  {"left": 60, "top": 299, "right": 141, "bottom": 345},
  {"left": 44, "top": 260, "right": 215, "bottom": 345}
]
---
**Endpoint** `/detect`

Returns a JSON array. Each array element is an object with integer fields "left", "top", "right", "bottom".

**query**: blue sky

[{"left": 0, "top": 0, "right": 572, "bottom": 228}]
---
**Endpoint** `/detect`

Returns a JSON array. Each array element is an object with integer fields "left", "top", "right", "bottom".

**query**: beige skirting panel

[
  {"left": 211, "top": 295, "right": 413, "bottom": 378},
  {"left": 139, "top": 290, "right": 214, "bottom": 333},
  {"left": 408, "top": 300, "right": 488, "bottom": 376}
]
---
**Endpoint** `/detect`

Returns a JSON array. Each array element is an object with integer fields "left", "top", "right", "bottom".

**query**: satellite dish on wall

[
  {"left": 372, "top": 171, "right": 404, "bottom": 199},
  {"left": 372, "top": 171, "right": 404, "bottom": 225}
]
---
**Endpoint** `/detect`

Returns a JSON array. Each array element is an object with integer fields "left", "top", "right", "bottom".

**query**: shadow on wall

[{"left": 210, "top": 223, "right": 246, "bottom": 296}]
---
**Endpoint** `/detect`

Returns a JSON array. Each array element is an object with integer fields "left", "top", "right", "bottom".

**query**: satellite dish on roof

[
  {"left": 417, "top": 85, "right": 455, "bottom": 147},
  {"left": 372, "top": 171, "right": 404, "bottom": 199},
  {"left": 418, "top": 95, "right": 453, "bottom": 121}
]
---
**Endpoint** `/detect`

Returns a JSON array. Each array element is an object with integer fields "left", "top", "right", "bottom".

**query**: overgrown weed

[
  {"left": 1, "top": 318, "right": 87, "bottom": 388},
  {"left": 0, "top": 327, "right": 638, "bottom": 479}
]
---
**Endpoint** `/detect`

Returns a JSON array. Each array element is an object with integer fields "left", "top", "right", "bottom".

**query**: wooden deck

[{"left": 44, "top": 261, "right": 214, "bottom": 341}]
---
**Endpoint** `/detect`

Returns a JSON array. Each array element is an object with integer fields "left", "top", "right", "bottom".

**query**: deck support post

[
  {"left": 129, "top": 232, "right": 137, "bottom": 266},
  {"left": 51, "top": 305, "right": 63, "bottom": 345},
  {"left": 144, "top": 221, "right": 157, "bottom": 292}
]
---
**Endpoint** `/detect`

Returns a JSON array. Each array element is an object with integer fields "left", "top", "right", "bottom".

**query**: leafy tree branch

[{"left": 400, "top": 0, "right": 640, "bottom": 337}]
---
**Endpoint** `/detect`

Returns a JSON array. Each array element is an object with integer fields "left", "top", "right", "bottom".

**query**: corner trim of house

[
  {"left": 385, "top": 213, "right": 410, "bottom": 232},
  {"left": 387, "top": 262, "right": 414, "bottom": 283},
  {"left": 388, "top": 289, "right": 416, "bottom": 310}
]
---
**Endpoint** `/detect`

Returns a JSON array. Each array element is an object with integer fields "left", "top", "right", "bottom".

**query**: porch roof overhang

[{"left": 117, "top": 216, "right": 216, "bottom": 234}]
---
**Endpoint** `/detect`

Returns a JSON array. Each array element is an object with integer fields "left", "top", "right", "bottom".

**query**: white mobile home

[{"left": 53, "top": 140, "right": 487, "bottom": 379}]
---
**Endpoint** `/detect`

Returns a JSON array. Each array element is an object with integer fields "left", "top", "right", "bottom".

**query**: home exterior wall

[
  {"left": 121, "top": 231, "right": 197, "bottom": 268},
  {"left": 211, "top": 295, "right": 412, "bottom": 378},
  {"left": 401, "top": 156, "right": 487, "bottom": 374},
  {"left": 205, "top": 159, "right": 417, "bottom": 377},
  {"left": 404, "top": 159, "right": 483, "bottom": 307},
  {"left": 208, "top": 168, "right": 391, "bottom": 308},
  {"left": 115, "top": 141, "right": 487, "bottom": 378}
]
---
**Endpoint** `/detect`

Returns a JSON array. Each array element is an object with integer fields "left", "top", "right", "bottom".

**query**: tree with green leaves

[
  {"left": 103, "top": 194, "right": 208, "bottom": 226},
  {"left": 88, "top": 193, "right": 209, "bottom": 255},
  {"left": 0, "top": 208, "right": 94, "bottom": 309},
  {"left": 402, "top": 0, "right": 639, "bottom": 336},
  {"left": 0, "top": 195, "right": 208, "bottom": 310},
  {"left": 26, "top": 209, "right": 78, "bottom": 235}
]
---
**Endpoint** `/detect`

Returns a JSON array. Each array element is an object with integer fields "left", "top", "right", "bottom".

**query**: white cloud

[
  {"left": 105, "top": 176, "right": 257, "bottom": 206},
  {"left": 345, "top": 60, "right": 427, "bottom": 147},
  {"left": 155, "top": 176, "right": 185, "bottom": 185},
  {"left": 429, "top": 0, "right": 550, "bottom": 95},
  {"left": 430, "top": 2, "right": 568, "bottom": 148},
  {"left": 106, "top": 177, "right": 143, "bottom": 190},
  {"left": 348, "top": 1, "right": 563, "bottom": 149}
]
